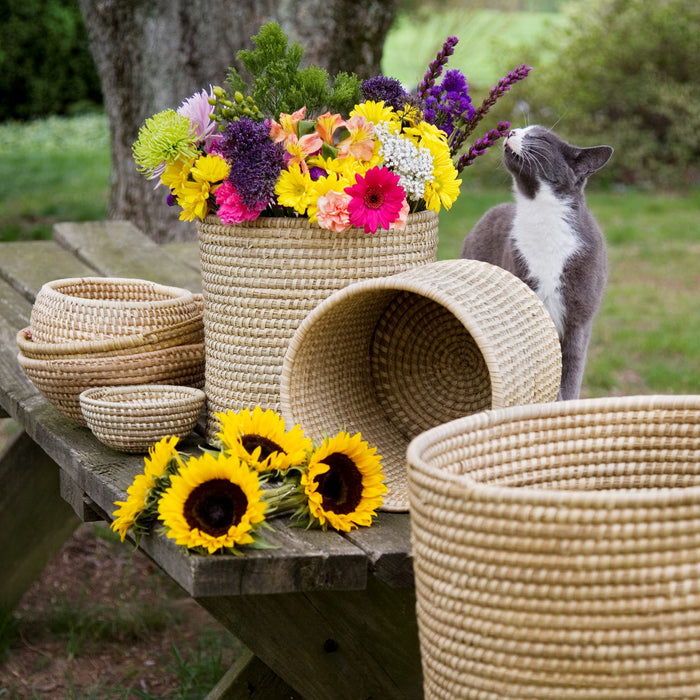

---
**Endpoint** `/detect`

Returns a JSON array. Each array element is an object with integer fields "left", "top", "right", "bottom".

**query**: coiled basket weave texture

[
  {"left": 281, "top": 258, "right": 562, "bottom": 511},
  {"left": 406, "top": 395, "right": 700, "bottom": 699},
  {"left": 196, "top": 211, "right": 439, "bottom": 441}
]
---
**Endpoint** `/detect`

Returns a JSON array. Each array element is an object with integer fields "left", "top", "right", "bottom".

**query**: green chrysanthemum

[{"left": 132, "top": 109, "right": 199, "bottom": 178}]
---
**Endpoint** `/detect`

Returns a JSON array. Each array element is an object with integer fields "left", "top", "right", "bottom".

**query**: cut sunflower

[
  {"left": 111, "top": 436, "right": 183, "bottom": 542},
  {"left": 215, "top": 407, "right": 312, "bottom": 474},
  {"left": 300, "top": 432, "right": 386, "bottom": 532},
  {"left": 157, "top": 451, "right": 267, "bottom": 554}
]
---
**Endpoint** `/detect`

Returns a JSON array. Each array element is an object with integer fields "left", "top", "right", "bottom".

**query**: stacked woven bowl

[{"left": 17, "top": 277, "right": 206, "bottom": 445}]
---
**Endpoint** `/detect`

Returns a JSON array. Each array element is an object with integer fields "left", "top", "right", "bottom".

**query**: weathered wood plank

[
  {"left": 0, "top": 240, "right": 97, "bottom": 303},
  {"left": 54, "top": 221, "right": 202, "bottom": 293},
  {"left": 161, "top": 241, "right": 200, "bottom": 274},
  {"left": 0, "top": 430, "right": 80, "bottom": 614},
  {"left": 198, "top": 575, "right": 422, "bottom": 700}
]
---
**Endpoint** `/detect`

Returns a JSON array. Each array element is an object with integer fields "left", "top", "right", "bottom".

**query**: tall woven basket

[
  {"left": 406, "top": 395, "right": 700, "bottom": 699},
  {"left": 196, "top": 211, "right": 439, "bottom": 440}
]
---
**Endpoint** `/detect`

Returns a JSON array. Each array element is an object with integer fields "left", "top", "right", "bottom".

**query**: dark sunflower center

[
  {"left": 241, "top": 434, "right": 285, "bottom": 461},
  {"left": 363, "top": 187, "right": 384, "bottom": 210},
  {"left": 315, "top": 453, "right": 363, "bottom": 515},
  {"left": 183, "top": 479, "right": 248, "bottom": 536}
]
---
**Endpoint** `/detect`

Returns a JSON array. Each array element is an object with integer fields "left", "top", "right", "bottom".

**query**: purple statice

[
  {"left": 456, "top": 122, "right": 511, "bottom": 173},
  {"left": 417, "top": 36, "right": 459, "bottom": 99},
  {"left": 361, "top": 76, "right": 412, "bottom": 112},
  {"left": 214, "top": 118, "right": 285, "bottom": 209},
  {"left": 422, "top": 69, "right": 475, "bottom": 139}
]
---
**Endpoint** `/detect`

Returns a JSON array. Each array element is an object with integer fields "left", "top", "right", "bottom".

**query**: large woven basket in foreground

[
  {"left": 407, "top": 394, "right": 700, "bottom": 699},
  {"left": 196, "top": 211, "right": 439, "bottom": 440},
  {"left": 281, "top": 259, "right": 562, "bottom": 511}
]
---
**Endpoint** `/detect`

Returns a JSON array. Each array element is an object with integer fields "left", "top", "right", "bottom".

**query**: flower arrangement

[
  {"left": 133, "top": 22, "right": 530, "bottom": 234},
  {"left": 111, "top": 407, "right": 386, "bottom": 554}
]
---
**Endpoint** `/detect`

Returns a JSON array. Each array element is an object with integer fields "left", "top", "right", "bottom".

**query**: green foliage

[
  {"left": 0, "top": 0, "right": 102, "bottom": 120},
  {"left": 218, "top": 22, "right": 361, "bottom": 121},
  {"left": 511, "top": 0, "right": 700, "bottom": 187}
]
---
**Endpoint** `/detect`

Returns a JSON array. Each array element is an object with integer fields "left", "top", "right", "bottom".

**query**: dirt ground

[{"left": 0, "top": 522, "right": 239, "bottom": 699}]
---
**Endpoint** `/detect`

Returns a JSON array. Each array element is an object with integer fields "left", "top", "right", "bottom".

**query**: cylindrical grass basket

[
  {"left": 30, "top": 277, "right": 203, "bottom": 343},
  {"left": 196, "top": 211, "right": 439, "bottom": 441},
  {"left": 280, "top": 259, "right": 562, "bottom": 511},
  {"left": 406, "top": 395, "right": 700, "bottom": 699}
]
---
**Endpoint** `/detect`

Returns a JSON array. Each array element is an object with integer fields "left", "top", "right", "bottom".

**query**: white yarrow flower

[{"left": 375, "top": 122, "right": 434, "bottom": 201}]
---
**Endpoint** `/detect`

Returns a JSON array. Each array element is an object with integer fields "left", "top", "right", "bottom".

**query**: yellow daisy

[
  {"left": 157, "top": 451, "right": 267, "bottom": 554},
  {"left": 111, "top": 436, "right": 183, "bottom": 541},
  {"left": 423, "top": 143, "right": 462, "bottom": 212},
  {"left": 215, "top": 407, "right": 312, "bottom": 473},
  {"left": 350, "top": 100, "right": 397, "bottom": 126},
  {"left": 274, "top": 163, "right": 313, "bottom": 214},
  {"left": 301, "top": 432, "right": 386, "bottom": 532}
]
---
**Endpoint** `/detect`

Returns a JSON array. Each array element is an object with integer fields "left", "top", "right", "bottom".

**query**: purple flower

[
  {"left": 361, "top": 76, "right": 411, "bottom": 112},
  {"left": 177, "top": 87, "right": 217, "bottom": 146},
  {"left": 417, "top": 36, "right": 459, "bottom": 99},
  {"left": 422, "top": 69, "right": 474, "bottom": 138},
  {"left": 456, "top": 122, "right": 511, "bottom": 173},
  {"left": 214, "top": 118, "right": 285, "bottom": 210}
]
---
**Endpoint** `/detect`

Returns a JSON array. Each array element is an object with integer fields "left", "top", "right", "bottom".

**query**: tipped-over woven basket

[
  {"left": 18, "top": 344, "right": 204, "bottom": 426},
  {"left": 281, "top": 258, "right": 562, "bottom": 511},
  {"left": 30, "top": 277, "right": 203, "bottom": 342},
  {"left": 196, "top": 211, "right": 439, "bottom": 441},
  {"left": 80, "top": 385, "right": 206, "bottom": 452},
  {"left": 406, "top": 394, "right": 700, "bottom": 699}
]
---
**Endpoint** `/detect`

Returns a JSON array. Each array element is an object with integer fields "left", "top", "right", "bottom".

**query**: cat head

[{"left": 503, "top": 125, "right": 613, "bottom": 199}]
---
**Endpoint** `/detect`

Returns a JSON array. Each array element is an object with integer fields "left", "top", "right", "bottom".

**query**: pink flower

[
  {"left": 215, "top": 180, "right": 267, "bottom": 223},
  {"left": 316, "top": 191, "right": 352, "bottom": 232},
  {"left": 344, "top": 167, "right": 407, "bottom": 234},
  {"left": 177, "top": 87, "right": 217, "bottom": 146},
  {"left": 389, "top": 198, "right": 410, "bottom": 231}
]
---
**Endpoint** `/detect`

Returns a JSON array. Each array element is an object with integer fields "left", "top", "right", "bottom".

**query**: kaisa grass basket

[
  {"left": 406, "top": 394, "right": 700, "bottom": 700},
  {"left": 30, "top": 277, "right": 203, "bottom": 343},
  {"left": 196, "top": 210, "right": 439, "bottom": 441},
  {"left": 79, "top": 385, "right": 206, "bottom": 453},
  {"left": 280, "top": 258, "right": 562, "bottom": 512}
]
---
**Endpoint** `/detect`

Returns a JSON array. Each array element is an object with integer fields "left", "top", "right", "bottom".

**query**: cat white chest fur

[{"left": 511, "top": 183, "right": 579, "bottom": 337}]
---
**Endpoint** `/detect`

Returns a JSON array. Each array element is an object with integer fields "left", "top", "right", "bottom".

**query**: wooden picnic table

[{"left": 0, "top": 221, "right": 421, "bottom": 700}]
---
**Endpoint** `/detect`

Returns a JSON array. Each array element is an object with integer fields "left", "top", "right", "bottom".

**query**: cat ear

[{"left": 572, "top": 145, "right": 614, "bottom": 178}]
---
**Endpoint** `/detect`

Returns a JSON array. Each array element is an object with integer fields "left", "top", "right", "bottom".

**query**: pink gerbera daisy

[{"left": 344, "top": 167, "right": 406, "bottom": 234}]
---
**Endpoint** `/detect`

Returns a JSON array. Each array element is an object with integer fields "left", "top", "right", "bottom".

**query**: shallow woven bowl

[
  {"left": 80, "top": 385, "right": 206, "bottom": 453},
  {"left": 406, "top": 395, "right": 700, "bottom": 699},
  {"left": 280, "top": 259, "right": 562, "bottom": 511},
  {"left": 30, "top": 277, "right": 203, "bottom": 343},
  {"left": 18, "top": 344, "right": 205, "bottom": 426}
]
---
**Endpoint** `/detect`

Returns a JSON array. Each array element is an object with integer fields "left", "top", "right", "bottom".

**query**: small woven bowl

[
  {"left": 280, "top": 259, "right": 562, "bottom": 511},
  {"left": 80, "top": 385, "right": 206, "bottom": 453},
  {"left": 407, "top": 395, "right": 700, "bottom": 699},
  {"left": 30, "top": 277, "right": 203, "bottom": 343}
]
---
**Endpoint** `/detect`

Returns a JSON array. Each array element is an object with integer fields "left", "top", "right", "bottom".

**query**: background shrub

[
  {"left": 510, "top": 0, "right": 700, "bottom": 188},
  {"left": 0, "top": 0, "right": 102, "bottom": 120}
]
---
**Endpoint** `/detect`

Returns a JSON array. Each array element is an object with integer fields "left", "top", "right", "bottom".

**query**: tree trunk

[{"left": 80, "top": 0, "right": 397, "bottom": 243}]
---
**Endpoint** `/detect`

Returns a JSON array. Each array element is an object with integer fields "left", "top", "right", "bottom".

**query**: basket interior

[{"left": 52, "top": 279, "right": 178, "bottom": 302}]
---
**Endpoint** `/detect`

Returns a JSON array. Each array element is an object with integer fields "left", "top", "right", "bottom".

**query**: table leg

[
  {"left": 197, "top": 575, "right": 422, "bottom": 700},
  {"left": 0, "top": 431, "right": 80, "bottom": 614}
]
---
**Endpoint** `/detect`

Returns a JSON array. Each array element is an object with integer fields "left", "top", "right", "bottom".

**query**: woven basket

[
  {"left": 16, "top": 316, "right": 203, "bottom": 360},
  {"left": 280, "top": 258, "right": 562, "bottom": 511},
  {"left": 80, "top": 385, "right": 206, "bottom": 452},
  {"left": 18, "top": 344, "right": 205, "bottom": 426},
  {"left": 30, "top": 277, "right": 203, "bottom": 342},
  {"left": 406, "top": 395, "right": 700, "bottom": 699},
  {"left": 196, "top": 211, "right": 439, "bottom": 440}
]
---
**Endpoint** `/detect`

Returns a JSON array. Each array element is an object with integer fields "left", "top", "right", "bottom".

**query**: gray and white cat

[{"left": 460, "top": 125, "right": 613, "bottom": 400}]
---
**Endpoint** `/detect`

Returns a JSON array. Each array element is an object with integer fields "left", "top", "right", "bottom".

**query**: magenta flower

[
  {"left": 344, "top": 167, "right": 406, "bottom": 234},
  {"left": 215, "top": 180, "right": 267, "bottom": 224}
]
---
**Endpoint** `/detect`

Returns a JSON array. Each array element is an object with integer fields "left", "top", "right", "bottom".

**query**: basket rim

[
  {"left": 36, "top": 276, "right": 198, "bottom": 310},
  {"left": 406, "top": 393, "right": 700, "bottom": 508},
  {"left": 280, "top": 259, "right": 554, "bottom": 411},
  {"left": 79, "top": 384, "right": 206, "bottom": 408}
]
